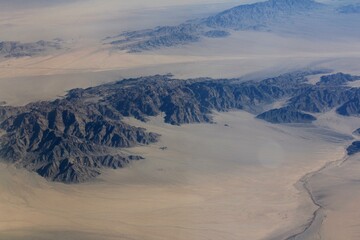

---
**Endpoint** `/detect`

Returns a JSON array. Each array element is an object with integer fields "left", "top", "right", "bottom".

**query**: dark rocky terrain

[
  {"left": 351, "top": 129, "right": 360, "bottom": 156},
  {"left": 256, "top": 107, "right": 316, "bottom": 124},
  {"left": 337, "top": 98, "right": 360, "bottom": 116},
  {"left": 316, "top": 72, "right": 360, "bottom": 86},
  {"left": 0, "top": 39, "right": 62, "bottom": 58},
  {"left": 1, "top": 70, "right": 360, "bottom": 183},
  {"left": 107, "top": 0, "right": 325, "bottom": 52},
  {"left": 347, "top": 141, "right": 360, "bottom": 155},
  {"left": 0, "top": 99, "right": 159, "bottom": 183},
  {"left": 288, "top": 87, "right": 360, "bottom": 114}
]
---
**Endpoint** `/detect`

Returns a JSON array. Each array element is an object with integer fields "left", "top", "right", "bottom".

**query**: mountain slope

[
  {"left": 0, "top": 99, "right": 159, "bottom": 183},
  {"left": 108, "top": 0, "right": 325, "bottom": 52},
  {"left": 337, "top": 98, "right": 360, "bottom": 116},
  {"left": 256, "top": 107, "right": 316, "bottom": 123}
]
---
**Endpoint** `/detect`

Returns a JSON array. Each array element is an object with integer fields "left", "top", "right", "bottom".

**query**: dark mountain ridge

[
  {"left": 256, "top": 107, "right": 317, "bottom": 124},
  {"left": 1, "top": 70, "right": 360, "bottom": 183}
]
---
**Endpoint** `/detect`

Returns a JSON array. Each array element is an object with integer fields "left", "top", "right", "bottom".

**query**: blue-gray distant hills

[
  {"left": 107, "top": 0, "right": 327, "bottom": 52},
  {"left": 0, "top": 39, "right": 63, "bottom": 58},
  {"left": 205, "top": 0, "right": 323, "bottom": 29},
  {"left": 2, "top": 70, "right": 360, "bottom": 183},
  {"left": 337, "top": 4, "right": 360, "bottom": 14}
]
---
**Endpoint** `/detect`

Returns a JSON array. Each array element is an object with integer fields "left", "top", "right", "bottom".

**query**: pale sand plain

[
  {"left": 308, "top": 154, "right": 360, "bottom": 240},
  {"left": 279, "top": 112, "right": 360, "bottom": 240},
  {"left": 0, "top": 111, "right": 347, "bottom": 240}
]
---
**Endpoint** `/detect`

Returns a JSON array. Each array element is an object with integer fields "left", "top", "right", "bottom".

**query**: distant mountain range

[
  {"left": 205, "top": 0, "right": 323, "bottom": 29},
  {"left": 106, "top": 0, "right": 344, "bottom": 52},
  {"left": 0, "top": 39, "right": 62, "bottom": 58},
  {"left": 3, "top": 0, "right": 358, "bottom": 56},
  {"left": 1, "top": 70, "right": 360, "bottom": 183},
  {"left": 337, "top": 3, "right": 360, "bottom": 14}
]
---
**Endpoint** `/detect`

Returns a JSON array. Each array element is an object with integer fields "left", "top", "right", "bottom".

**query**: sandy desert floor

[
  {"left": 281, "top": 112, "right": 360, "bottom": 240},
  {"left": 306, "top": 154, "right": 360, "bottom": 240},
  {"left": 0, "top": 111, "right": 348, "bottom": 240}
]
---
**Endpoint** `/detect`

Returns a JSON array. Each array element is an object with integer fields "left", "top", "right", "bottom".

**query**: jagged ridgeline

[
  {"left": 1, "top": 71, "right": 360, "bottom": 183},
  {"left": 106, "top": 0, "right": 325, "bottom": 52}
]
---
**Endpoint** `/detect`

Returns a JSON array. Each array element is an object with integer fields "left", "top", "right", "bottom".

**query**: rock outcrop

[
  {"left": 347, "top": 141, "right": 360, "bottom": 155},
  {"left": 256, "top": 107, "right": 316, "bottom": 124}
]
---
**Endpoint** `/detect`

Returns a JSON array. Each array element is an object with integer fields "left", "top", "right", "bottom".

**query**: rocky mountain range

[
  {"left": 0, "top": 100, "right": 159, "bottom": 183},
  {"left": 106, "top": 0, "right": 336, "bottom": 52},
  {"left": 0, "top": 39, "right": 62, "bottom": 58},
  {"left": 1, "top": 70, "right": 360, "bottom": 183}
]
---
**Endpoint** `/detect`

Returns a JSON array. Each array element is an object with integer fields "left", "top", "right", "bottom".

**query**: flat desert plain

[{"left": 0, "top": 111, "right": 347, "bottom": 240}]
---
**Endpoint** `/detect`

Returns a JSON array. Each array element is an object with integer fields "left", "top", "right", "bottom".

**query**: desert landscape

[
  {"left": 0, "top": 112, "right": 347, "bottom": 240},
  {"left": 1, "top": 0, "right": 360, "bottom": 239}
]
